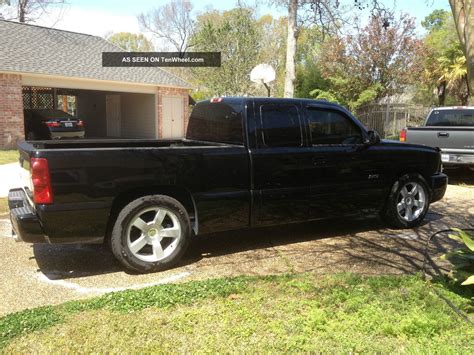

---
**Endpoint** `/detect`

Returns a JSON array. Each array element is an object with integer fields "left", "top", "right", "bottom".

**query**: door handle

[{"left": 438, "top": 132, "right": 449, "bottom": 138}]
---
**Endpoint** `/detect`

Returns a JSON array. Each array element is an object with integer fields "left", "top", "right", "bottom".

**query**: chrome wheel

[
  {"left": 396, "top": 182, "right": 426, "bottom": 222},
  {"left": 126, "top": 207, "right": 182, "bottom": 262}
]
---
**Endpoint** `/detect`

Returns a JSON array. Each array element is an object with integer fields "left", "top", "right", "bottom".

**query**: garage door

[
  {"left": 162, "top": 96, "right": 184, "bottom": 138},
  {"left": 106, "top": 94, "right": 121, "bottom": 137}
]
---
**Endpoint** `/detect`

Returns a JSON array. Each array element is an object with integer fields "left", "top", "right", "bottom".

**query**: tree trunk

[
  {"left": 449, "top": 0, "right": 474, "bottom": 103},
  {"left": 284, "top": 0, "right": 297, "bottom": 98},
  {"left": 438, "top": 82, "right": 446, "bottom": 106},
  {"left": 18, "top": 0, "right": 27, "bottom": 22}
]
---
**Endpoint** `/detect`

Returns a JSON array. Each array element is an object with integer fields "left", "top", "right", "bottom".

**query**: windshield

[{"left": 426, "top": 109, "right": 474, "bottom": 127}]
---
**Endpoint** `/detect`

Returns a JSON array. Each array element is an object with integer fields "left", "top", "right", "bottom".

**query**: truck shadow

[
  {"left": 32, "top": 243, "right": 122, "bottom": 280},
  {"left": 182, "top": 212, "right": 457, "bottom": 278},
  {"left": 33, "top": 218, "right": 382, "bottom": 280},
  {"left": 446, "top": 167, "right": 474, "bottom": 186},
  {"left": 31, "top": 208, "right": 460, "bottom": 281}
]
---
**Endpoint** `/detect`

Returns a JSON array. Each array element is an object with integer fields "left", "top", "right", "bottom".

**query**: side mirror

[{"left": 366, "top": 130, "right": 381, "bottom": 145}]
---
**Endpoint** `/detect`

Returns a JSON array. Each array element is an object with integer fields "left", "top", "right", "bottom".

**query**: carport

[
  {"left": 22, "top": 85, "right": 158, "bottom": 139},
  {"left": 0, "top": 20, "right": 191, "bottom": 147}
]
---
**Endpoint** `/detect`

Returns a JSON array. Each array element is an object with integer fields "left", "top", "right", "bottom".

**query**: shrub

[{"left": 442, "top": 228, "right": 474, "bottom": 286}]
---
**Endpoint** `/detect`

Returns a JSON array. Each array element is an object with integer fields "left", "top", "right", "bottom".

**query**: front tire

[
  {"left": 111, "top": 195, "right": 191, "bottom": 273},
  {"left": 382, "top": 174, "right": 430, "bottom": 229}
]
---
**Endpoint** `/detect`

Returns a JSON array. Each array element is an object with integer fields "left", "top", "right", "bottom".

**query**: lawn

[
  {"left": 385, "top": 134, "right": 400, "bottom": 141},
  {"left": 1, "top": 273, "right": 472, "bottom": 352},
  {"left": 0, "top": 150, "right": 19, "bottom": 165},
  {"left": 0, "top": 198, "right": 8, "bottom": 216}
]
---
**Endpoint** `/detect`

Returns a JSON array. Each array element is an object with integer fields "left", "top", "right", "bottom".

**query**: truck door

[
  {"left": 303, "top": 105, "right": 385, "bottom": 218},
  {"left": 250, "top": 101, "right": 310, "bottom": 226}
]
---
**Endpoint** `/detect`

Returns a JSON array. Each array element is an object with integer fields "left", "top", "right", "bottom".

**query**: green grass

[
  {"left": 0, "top": 150, "right": 19, "bottom": 165},
  {"left": 1, "top": 273, "right": 473, "bottom": 352},
  {"left": 385, "top": 134, "right": 400, "bottom": 141},
  {"left": 0, "top": 198, "right": 7, "bottom": 215}
]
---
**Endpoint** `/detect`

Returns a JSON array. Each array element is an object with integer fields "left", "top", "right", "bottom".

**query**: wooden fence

[{"left": 355, "top": 104, "right": 432, "bottom": 139}]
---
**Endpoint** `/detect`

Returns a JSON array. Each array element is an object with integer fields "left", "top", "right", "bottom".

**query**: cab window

[
  {"left": 260, "top": 104, "right": 302, "bottom": 147},
  {"left": 306, "top": 108, "right": 362, "bottom": 145},
  {"left": 186, "top": 102, "right": 243, "bottom": 144}
]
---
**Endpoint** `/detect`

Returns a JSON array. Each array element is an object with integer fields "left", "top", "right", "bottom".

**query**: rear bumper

[
  {"left": 50, "top": 130, "right": 85, "bottom": 139},
  {"left": 8, "top": 188, "right": 47, "bottom": 243},
  {"left": 430, "top": 173, "right": 448, "bottom": 203},
  {"left": 441, "top": 152, "right": 474, "bottom": 166}
]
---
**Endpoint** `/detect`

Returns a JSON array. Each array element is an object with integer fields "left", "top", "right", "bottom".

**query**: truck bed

[
  {"left": 406, "top": 127, "right": 474, "bottom": 150},
  {"left": 25, "top": 138, "right": 232, "bottom": 150},
  {"left": 405, "top": 126, "right": 474, "bottom": 166},
  {"left": 16, "top": 138, "right": 250, "bottom": 242}
]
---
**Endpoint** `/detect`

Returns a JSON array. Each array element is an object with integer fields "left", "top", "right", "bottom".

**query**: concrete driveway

[
  {"left": 0, "top": 162, "right": 22, "bottom": 198},
  {"left": 0, "top": 177, "right": 473, "bottom": 316}
]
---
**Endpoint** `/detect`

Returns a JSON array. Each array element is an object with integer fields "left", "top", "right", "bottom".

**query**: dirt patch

[
  {"left": 0, "top": 184, "right": 472, "bottom": 316},
  {"left": 0, "top": 198, "right": 8, "bottom": 215}
]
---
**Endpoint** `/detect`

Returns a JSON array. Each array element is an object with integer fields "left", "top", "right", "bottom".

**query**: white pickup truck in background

[{"left": 400, "top": 107, "right": 474, "bottom": 169}]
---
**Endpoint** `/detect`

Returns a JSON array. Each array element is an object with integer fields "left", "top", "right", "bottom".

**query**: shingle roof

[{"left": 0, "top": 20, "right": 190, "bottom": 88}]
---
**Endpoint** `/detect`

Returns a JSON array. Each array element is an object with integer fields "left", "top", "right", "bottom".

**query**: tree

[
  {"left": 449, "top": 0, "right": 474, "bottom": 102},
  {"left": 437, "top": 45, "right": 469, "bottom": 105},
  {"left": 422, "top": 9, "right": 451, "bottom": 32},
  {"left": 256, "top": 15, "right": 287, "bottom": 97},
  {"left": 138, "top": 0, "right": 194, "bottom": 53},
  {"left": 189, "top": 7, "right": 261, "bottom": 97},
  {"left": 106, "top": 32, "right": 154, "bottom": 52},
  {"left": 271, "top": 0, "right": 391, "bottom": 98},
  {"left": 270, "top": 0, "right": 344, "bottom": 98},
  {"left": 0, "top": 0, "right": 64, "bottom": 23},
  {"left": 284, "top": 0, "right": 298, "bottom": 97},
  {"left": 420, "top": 9, "right": 467, "bottom": 106},
  {"left": 295, "top": 64, "right": 330, "bottom": 98},
  {"left": 295, "top": 25, "right": 331, "bottom": 98},
  {"left": 316, "top": 13, "right": 423, "bottom": 109}
]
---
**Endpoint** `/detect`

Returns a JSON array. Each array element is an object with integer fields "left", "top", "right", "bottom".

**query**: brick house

[{"left": 0, "top": 20, "right": 192, "bottom": 148}]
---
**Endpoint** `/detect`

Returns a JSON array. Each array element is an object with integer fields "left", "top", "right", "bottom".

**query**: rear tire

[
  {"left": 382, "top": 174, "right": 430, "bottom": 229},
  {"left": 111, "top": 195, "right": 191, "bottom": 273}
]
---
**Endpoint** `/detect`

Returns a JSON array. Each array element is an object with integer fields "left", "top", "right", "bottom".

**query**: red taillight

[
  {"left": 77, "top": 120, "right": 84, "bottom": 127},
  {"left": 31, "top": 158, "right": 53, "bottom": 204},
  {"left": 399, "top": 128, "right": 407, "bottom": 142},
  {"left": 45, "top": 121, "right": 60, "bottom": 128}
]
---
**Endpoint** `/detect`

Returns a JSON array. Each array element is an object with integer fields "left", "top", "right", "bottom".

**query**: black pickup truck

[{"left": 9, "top": 97, "right": 447, "bottom": 273}]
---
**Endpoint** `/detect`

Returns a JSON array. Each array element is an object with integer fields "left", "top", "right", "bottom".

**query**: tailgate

[
  {"left": 16, "top": 141, "right": 35, "bottom": 198},
  {"left": 406, "top": 127, "right": 474, "bottom": 151}
]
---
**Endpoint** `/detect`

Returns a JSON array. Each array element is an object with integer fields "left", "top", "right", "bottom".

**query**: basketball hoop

[{"left": 250, "top": 64, "right": 276, "bottom": 97}]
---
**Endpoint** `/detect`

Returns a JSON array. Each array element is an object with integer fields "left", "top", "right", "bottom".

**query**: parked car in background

[
  {"left": 24, "top": 109, "right": 85, "bottom": 140},
  {"left": 10, "top": 98, "right": 447, "bottom": 273},
  {"left": 401, "top": 107, "right": 474, "bottom": 169}
]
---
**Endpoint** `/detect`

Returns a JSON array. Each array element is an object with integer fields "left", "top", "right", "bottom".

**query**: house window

[{"left": 57, "top": 95, "right": 77, "bottom": 116}]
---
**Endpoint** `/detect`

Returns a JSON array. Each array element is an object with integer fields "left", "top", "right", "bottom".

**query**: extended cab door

[
  {"left": 303, "top": 105, "right": 385, "bottom": 218},
  {"left": 249, "top": 100, "right": 310, "bottom": 226}
]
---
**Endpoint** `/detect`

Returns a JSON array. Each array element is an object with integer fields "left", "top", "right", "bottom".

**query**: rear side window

[
  {"left": 426, "top": 109, "right": 474, "bottom": 127},
  {"left": 260, "top": 104, "right": 302, "bottom": 147},
  {"left": 306, "top": 108, "right": 362, "bottom": 145},
  {"left": 186, "top": 102, "right": 243, "bottom": 144}
]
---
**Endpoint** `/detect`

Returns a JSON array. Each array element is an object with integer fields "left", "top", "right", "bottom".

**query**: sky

[{"left": 23, "top": 0, "right": 451, "bottom": 38}]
